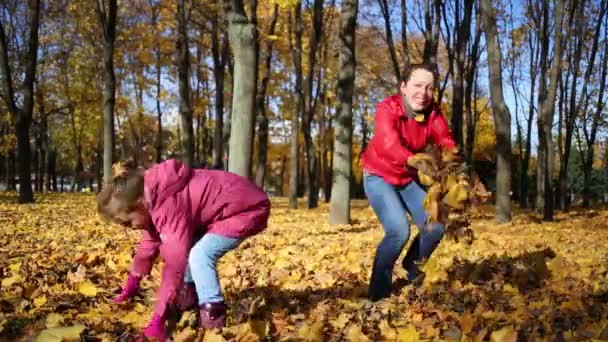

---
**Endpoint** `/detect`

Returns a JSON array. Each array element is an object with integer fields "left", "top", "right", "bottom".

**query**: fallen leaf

[
  {"left": 35, "top": 324, "right": 86, "bottom": 342},
  {"left": 490, "top": 326, "right": 517, "bottom": 342},
  {"left": 396, "top": 325, "right": 419, "bottom": 342},
  {"left": 298, "top": 317, "right": 325, "bottom": 342},
  {"left": 1, "top": 273, "right": 22, "bottom": 288},
  {"left": 34, "top": 295, "right": 47, "bottom": 307},
  {"left": 77, "top": 280, "right": 98, "bottom": 297},
  {"left": 345, "top": 324, "right": 370, "bottom": 341},
  {"left": 202, "top": 330, "right": 226, "bottom": 342},
  {"left": 173, "top": 326, "right": 198, "bottom": 342},
  {"left": 45, "top": 313, "right": 64, "bottom": 328}
]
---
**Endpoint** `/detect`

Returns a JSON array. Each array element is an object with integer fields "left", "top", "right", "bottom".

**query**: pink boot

[{"left": 199, "top": 302, "right": 226, "bottom": 329}]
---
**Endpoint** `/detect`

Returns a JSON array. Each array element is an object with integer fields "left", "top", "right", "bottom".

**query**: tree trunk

[
  {"left": 400, "top": 0, "right": 410, "bottom": 70},
  {"left": 289, "top": 4, "right": 303, "bottom": 209},
  {"left": 451, "top": 0, "right": 474, "bottom": 149},
  {"left": 422, "top": 0, "right": 440, "bottom": 65},
  {"left": 155, "top": 40, "right": 163, "bottom": 163},
  {"left": 480, "top": 0, "right": 512, "bottom": 223},
  {"left": 96, "top": 0, "right": 117, "bottom": 186},
  {"left": 254, "top": 4, "right": 279, "bottom": 188},
  {"left": 48, "top": 149, "right": 56, "bottom": 191},
  {"left": 0, "top": 0, "right": 40, "bottom": 203},
  {"left": 378, "top": 0, "right": 400, "bottom": 81},
  {"left": 303, "top": 0, "right": 324, "bottom": 208},
  {"left": 536, "top": 0, "right": 564, "bottom": 220},
  {"left": 520, "top": 25, "right": 539, "bottom": 209},
  {"left": 8, "top": 151, "right": 16, "bottom": 191},
  {"left": 225, "top": 0, "right": 256, "bottom": 178},
  {"left": 211, "top": 9, "right": 228, "bottom": 169},
  {"left": 329, "top": 0, "right": 358, "bottom": 224},
  {"left": 177, "top": 0, "right": 194, "bottom": 166},
  {"left": 582, "top": 12, "right": 608, "bottom": 206},
  {"left": 464, "top": 9, "right": 481, "bottom": 169}
]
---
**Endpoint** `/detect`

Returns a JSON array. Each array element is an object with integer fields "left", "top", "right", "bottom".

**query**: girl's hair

[
  {"left": 399, "top": 63, "right": 439, "bottom": 85},
  {"left": 97, "top": 161, "right": 145, "bottom": 224}
]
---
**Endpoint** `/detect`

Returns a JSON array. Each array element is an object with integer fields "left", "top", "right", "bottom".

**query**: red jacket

[{"left": 361, "top": 94, "right": 457, "bottom": 186}]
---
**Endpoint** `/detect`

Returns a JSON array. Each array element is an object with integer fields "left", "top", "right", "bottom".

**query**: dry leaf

[
  {"left": 77, "top": 280, "right": 98, "bottom": 297},
  {"left": 490, "top": 326, "right": 517, "bottom": 342},
  {"left": 35, "top": 324, "right": 86, "bottom": 342},
  {"left": 45, "top": 313, "right": 64, "bottom": 328},
  {"left": 345, "top": 324, "right": 370, "bottom": 341}
]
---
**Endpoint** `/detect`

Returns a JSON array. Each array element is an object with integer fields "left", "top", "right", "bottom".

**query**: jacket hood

[{"left": 144, "top": 159, "right": 193, "bottom": 210}]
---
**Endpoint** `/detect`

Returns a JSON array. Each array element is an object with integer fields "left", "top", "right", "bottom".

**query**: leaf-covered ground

[{"left": 1, "top": 193, "right": 608, "bottom": 341}]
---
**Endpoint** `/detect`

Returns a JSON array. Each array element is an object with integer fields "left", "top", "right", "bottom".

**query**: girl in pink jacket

[{"left": 97, "top": 159, "right": 271, "bottom": 340}]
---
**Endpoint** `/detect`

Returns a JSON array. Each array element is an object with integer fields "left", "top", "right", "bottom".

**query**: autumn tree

[
  {"left": 329, "top": 0, "right": 358, "bottom": 224},
  {"left": 96, "top": 0, "right": 117, "bottom": 184},
  {"left": 254, "top": 4, "right": 279, "bottom": 188},
  {"left": 480, "top": 0, "right": 512, "bottom": 222},
  {"left": 0, "top": 0, "right": 41, "bottom": 203},
  {"left": 536, "top": 0, "right": 565, "bottom": 220}
]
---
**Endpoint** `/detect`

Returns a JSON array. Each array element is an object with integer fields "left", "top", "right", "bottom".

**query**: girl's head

[
  {"left": 399, "top": 63, "right": 438, "bottom": 112},
  {"left": 97, "top": 161, "right": 152, "bottom": 230}
]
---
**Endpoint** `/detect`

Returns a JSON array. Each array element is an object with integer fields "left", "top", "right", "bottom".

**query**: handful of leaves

[{"left": 407, "top": 148, "right": 490, "bottom": 225}]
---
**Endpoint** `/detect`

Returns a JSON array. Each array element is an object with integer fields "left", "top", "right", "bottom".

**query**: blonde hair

[{"left": 97, "top": 161, "right": 145, "bottom": 224}]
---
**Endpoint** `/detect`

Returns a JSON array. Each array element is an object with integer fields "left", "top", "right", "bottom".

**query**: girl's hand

[
  {"left": 114, "top": 273, "right": 141, "bottom": 304},
  {"left": 143, "top": 314, "right": 168, "bottom": 341}
]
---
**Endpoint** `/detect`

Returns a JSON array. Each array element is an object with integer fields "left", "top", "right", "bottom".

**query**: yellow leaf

[
  {"left": 330, "top": 313, "right": 351, "bottom": 330},
  {"left": 77, "top": 280, "right": 98, "bottom": 297},
  {"left": 1, "top": 274, "right": 22, "bottom": 288},
  {"left": 266, "top": 34, "right": 279, "bottom": 41},
  {"left": 9, "top": 262, "right": 21, "bottom": 272},
  {"left": 34, "top": 295, "right": 47, "bottom": 307},
  {"left": 379, "top": 320, "right": 397, "bottom": 339},
  {"left": 298, "top": 318, "right": 325, "bottom": 342},
  {"left": 202, "top": 330, "right": 226, "bottom": 342},
  {"left": 173, "top": 326, "right": 198, "bottom": 342},
  {"left": 121, "top": 311, "right": 146, "bottom": 327},
  {"left": 45, "top": 313, "right": 64, "bottom": 328},
  {"left": 490, "top": 326, "right": 517, "bottom": 342},
  {"left": 395, "top": 325, "right": 419, "bottom": 342},
  {"left": 459, "top": 313, "right": 475, "bottom": 334},
  {"left": 35, "top": 325, "right": 86, "bottom": 342},
  {"left": 106, "top": 258, "right": 117, "bottom": 271},
  {"left": 346, "top": 324, "right": 370, "bottom": 342}
]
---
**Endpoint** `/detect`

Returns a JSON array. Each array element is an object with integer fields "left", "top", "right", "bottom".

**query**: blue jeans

[
  {"left": 184, "top": 233, "right": 242, "bottom": 304},
  {"left": 363, "top": 173, "right": 444, "bottom": 300}
]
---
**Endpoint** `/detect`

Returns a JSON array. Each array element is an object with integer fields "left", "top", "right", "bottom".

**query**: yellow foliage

[{"left": 1, "top": 193, "right": 608, "bottom": 341}]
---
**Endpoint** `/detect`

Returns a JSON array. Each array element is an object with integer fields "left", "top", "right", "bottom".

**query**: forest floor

[{"left": 0, "top": 193, "right": 608, "bottom": 341}]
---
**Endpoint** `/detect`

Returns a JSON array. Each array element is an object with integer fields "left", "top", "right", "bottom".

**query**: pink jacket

[{"left": 130, "top": 159, "right": 270, "bottom": 318}]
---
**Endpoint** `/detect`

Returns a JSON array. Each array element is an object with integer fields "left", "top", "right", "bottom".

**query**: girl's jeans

[
  {"left": 363, "top": 172, "right": 444, "bottom": 300},
  {"left": 184, "top": 233, "right": 242, "bottom": 304}
]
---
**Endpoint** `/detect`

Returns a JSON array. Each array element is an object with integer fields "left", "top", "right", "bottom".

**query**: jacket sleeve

[
  {"left": 150, "top": 196, "right": 193, "bottom": 319},
  {"left": 430, "top": 111, "right": 457, "bottom": 149},
  {"left": 131, "top": 228, "right": 161, "bottom": 276},
  {"left": 373, "top": 101, "right": 414, "bottom": 166}
]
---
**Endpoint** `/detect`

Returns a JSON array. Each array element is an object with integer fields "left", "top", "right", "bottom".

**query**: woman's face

[{"left": 400, "top": 68, "right": 435, "bottom": 112}]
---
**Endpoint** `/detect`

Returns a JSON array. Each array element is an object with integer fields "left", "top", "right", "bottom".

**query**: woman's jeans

[
  {"left": 183, "top": 233, "right": 242, "bottom": 304},
  {"left": 363, "top": 173, "right": 444, "bottom": 300}
]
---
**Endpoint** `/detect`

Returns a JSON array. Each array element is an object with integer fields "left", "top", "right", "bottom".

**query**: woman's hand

[{"left": 114, "top": 273, "right": 141, "bottom": 304}]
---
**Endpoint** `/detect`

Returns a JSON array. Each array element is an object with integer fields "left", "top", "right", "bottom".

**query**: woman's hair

[
  {"left": 97, "top": 161, "right": 145, "bottom": 224},
  {"left": 399, "top": 63, "right": 438, "bottom": 85}
]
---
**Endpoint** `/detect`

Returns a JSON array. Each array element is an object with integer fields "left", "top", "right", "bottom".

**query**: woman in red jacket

[{"left": 361, "top": 63, "right": 457, "bottom": 301}]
